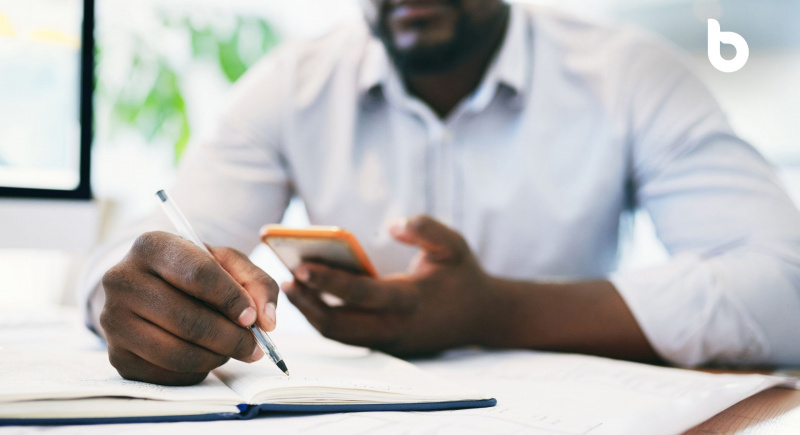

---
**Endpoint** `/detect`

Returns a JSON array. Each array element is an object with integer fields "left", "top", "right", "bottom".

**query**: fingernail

[
  {"left": 251, "top": 346, "right": 265, "bottom": 362},
  {"left": 389, "top": 218, "right": 408, "bottom": 236},
  {"left": 238, "top": 307, "right": 257, "bottom": 326},
  {"left": 295, "top": 267, "right": 309, "bottom": 282},
  {"left": 262, "top": 303, "right": 277, "bottom": 331}
]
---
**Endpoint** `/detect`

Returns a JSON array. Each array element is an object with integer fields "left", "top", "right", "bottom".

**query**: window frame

[{"left": 0, "top": 0, "right": 94, "bottom": 200}]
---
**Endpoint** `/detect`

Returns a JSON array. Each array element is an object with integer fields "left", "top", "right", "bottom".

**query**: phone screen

[{"left": 266, "top": 236, "right": 370, "bottom": 275}]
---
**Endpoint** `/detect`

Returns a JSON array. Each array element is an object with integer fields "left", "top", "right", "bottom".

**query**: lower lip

[{"left": 391, "top": 4, "right": 449, "bottom": 20}]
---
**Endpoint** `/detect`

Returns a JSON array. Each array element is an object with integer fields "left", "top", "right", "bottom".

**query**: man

[{"left": 82, "top": 0, "right": 800, "bottom": 386}]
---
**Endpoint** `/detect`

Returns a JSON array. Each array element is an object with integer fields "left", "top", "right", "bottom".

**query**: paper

[
  {"left": 0, "top": 307, "right": 104, "bottom": 352},
  {"left": 411, "top": 349, "right": 785, "bottom": 435},
  {"left": 0, "top": 350, "right": 241, "bottom": 404},
  {"left": 214, "top": 349, "right": 488, "bottom": 404}
]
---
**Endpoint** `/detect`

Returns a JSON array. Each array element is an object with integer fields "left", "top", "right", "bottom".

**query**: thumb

[
  {"left": 389, "top": 215, "right": 469, "bottom": 263},
  {"left": 210, "top": 246, "right": 280, "bottom": 332}
]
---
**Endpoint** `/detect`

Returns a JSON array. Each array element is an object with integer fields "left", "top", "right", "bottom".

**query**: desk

[
  {"left": 687, "top": 387, "right": 800, "bottom": 434},
  {"left": 2, "top": 308, "right": 800, "bottom": 435}
]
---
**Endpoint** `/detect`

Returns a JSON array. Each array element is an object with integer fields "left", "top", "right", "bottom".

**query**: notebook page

[
  {"left": 0, "top": 350, "right": 243, "bottom": 405},
  {"left": 213, "top": 345, "right": 489, "bottom": 405}
]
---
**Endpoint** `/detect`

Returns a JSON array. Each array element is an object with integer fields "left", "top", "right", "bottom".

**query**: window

[{"left": 0, "top": 0, "right": 93, "bottom": 199}]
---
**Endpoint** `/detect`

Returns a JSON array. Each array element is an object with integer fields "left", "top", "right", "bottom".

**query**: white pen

[{"left": 155, "top": 189, "right": 289, "bottom": 376}]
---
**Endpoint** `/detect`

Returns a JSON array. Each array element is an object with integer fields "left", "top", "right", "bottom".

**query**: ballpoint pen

[{"left": 156, "top": 189, "right": 289, "bottom": 376}]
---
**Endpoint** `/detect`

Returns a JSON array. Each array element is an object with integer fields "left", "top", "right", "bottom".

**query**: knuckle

[
  {"left": 408, "top": 215, "right": 433, "bottom": 234},
  {"left": 212, "top": 246, "right": 251, "bottom": 270},
  {"left": 183, "top": 260, "right": 217, "bottom": 290},
  {"left": 230, "top": 330, "right": 256, "bottom": 359},
  {"left": 107, "top": 348, "right": 141, "bottom": 381},
  {"left": 101, "top": 266, "right": 124, "bottom": 290},
  {"left": 107, "top": 348, "right": 128, "bottom": 373},
  {"left": 99, "top": 308, "right": 114, "bottom": 333},
  {"left": 107, "top": 348, "right": 122, "bottom": 369},
  {"left": 101, "top": 264, "right": 135, "bottom": 295},
  {"left": 223, "top": 247, "right": 246, "bottom": 259},
  {"left": 177, "top": 310, "right": 217, "bottom": 343},
  {"left": 132, "top": 231, "right": 164, "bottom": 257},
  {"left": 211, "top": 246, "right": 236, "bottom": 262},
  {"left": 100, "top": 306, "right": 127, "bottom": 338},
  {"left": 219, "top": 286, "right": 244, "bottom": 313},
  {"left": 256, "top": 273, "right": 279, "bottom": 293}
]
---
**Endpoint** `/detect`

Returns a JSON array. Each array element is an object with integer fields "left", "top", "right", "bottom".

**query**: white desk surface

[{"left": 1, "top": 307, "right": 799, "bottom": 435}]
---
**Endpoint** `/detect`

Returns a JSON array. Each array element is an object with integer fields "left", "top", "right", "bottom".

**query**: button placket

[{"left": 434, "top": 125, "right": 456, "bottom": 228}]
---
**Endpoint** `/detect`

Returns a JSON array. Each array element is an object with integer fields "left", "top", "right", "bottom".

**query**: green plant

[{"left": 97, "top": 12, "right": 279, "bottom": 164}]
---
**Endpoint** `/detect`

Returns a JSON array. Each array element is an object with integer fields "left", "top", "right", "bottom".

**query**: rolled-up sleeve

[{"left": 609, "top": 32, "right": 800, "bottom": 366}]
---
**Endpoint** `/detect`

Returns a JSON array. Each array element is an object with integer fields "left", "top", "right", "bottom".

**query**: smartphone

[{"left": 259, "top": 225, "right": 378, "bottom": 277}]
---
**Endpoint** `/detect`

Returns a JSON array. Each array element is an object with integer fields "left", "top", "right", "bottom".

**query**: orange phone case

[{"left": 259, "top": 225, "right": 378, "bottom": 277}]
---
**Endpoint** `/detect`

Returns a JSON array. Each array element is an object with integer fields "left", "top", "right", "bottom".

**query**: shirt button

[{"left": 441, "top": 130, "right": 453, "bottom": 143}]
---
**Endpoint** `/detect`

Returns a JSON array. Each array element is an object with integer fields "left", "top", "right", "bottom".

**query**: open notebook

[{"left": 0, "top": 341, "right": 495, "bottom": 425}]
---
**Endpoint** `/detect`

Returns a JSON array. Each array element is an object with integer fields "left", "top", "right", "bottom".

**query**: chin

[{"left": 375, "top": 1, "right": 504, "bottom": 75}]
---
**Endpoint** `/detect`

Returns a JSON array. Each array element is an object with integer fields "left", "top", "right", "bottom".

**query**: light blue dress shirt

[{"left": 82, "top": 5, "right": 800, "bottom": 367}]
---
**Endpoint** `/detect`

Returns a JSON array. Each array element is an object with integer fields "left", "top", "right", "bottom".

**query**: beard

[{"left": 371, "top": 2, "right": 508, "bottom": 76}]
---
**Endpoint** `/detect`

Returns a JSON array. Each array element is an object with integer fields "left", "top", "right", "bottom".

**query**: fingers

[
  {"left": 105, "top": 310, "right": 230, "bottom": 375},
  {"left": 212, "top": 246, "right": 280, "bottom": 332},
  {"left": 107, "top": 346, "right": 209, "bottom": 386},
  {"left": 294, "top": 262, "right": 416, "bottom": 312},
  {"left": 102, "top": 233, "right": 274, "bottom": 386},
  {"left": 130, "top": 232, "right": 257, "bottom": 328},
  {"left": 109, "top": 273, "right": 262, "bottom": 363},
  {"left": 389, "top": 215, "right": 469, "bottom": 263},
  {"left": 282, "top": 281, "right": 399, "bottom": 347}
]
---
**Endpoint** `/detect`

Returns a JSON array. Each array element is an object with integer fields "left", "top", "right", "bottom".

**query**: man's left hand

[{"left": 283, "top": 215, "right": 493, "bottom": 356}]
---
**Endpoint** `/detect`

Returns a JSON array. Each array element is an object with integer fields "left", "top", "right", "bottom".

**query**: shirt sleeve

[
  {"left": 77, "top": 51, "right": 295, "bottom": 333},
  {"left": 608, "top": 31, "right": 800, "bottom": 367}
]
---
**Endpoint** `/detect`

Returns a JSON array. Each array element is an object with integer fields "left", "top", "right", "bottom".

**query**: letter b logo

[{"left": 708, "top": 19, "right": 749, "bottom": 73}]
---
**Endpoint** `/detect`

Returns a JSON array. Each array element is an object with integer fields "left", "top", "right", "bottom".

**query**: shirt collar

[
  {"left": 489, "top": 4, "right": 529, "bottom": 98},
  {"left": 357, "top": 36, "right": 389, "bottom": 99},
  {"left": 358, "top": 4, "right": 530, "bottom": 109}
]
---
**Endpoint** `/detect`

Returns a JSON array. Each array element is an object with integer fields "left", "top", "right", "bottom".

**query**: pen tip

[
  {"left": 276, "top": 360, "right": 289, "bottom": 376},
  {"left": 156, "top": 190, "right": 167, "bottom": 202}
]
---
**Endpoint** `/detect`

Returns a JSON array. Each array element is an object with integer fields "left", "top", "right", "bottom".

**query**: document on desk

[{"left": 408, "top": 350, "right": 787, "bottom": 435}]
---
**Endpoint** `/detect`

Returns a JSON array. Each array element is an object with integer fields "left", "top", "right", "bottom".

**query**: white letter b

[{"left": 708, "top": 19, "right": 749, "bottom": 73}]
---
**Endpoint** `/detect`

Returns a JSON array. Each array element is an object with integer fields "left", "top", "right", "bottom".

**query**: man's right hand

[{"left": 100, "top": 231, "right": 279, "bottom": 386}]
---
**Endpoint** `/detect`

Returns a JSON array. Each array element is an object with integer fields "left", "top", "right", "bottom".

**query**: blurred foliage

[{"left": 97, "top": 13, "right": 279, "bottom": 164}]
